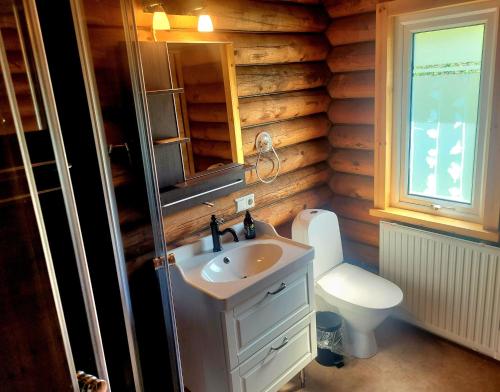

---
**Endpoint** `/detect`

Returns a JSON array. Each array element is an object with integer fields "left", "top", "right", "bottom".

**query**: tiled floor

[{"left": 281, "top": 318, "right": 500, "bottom": 392}]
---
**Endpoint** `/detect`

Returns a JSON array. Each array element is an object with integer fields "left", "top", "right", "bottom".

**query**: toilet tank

[{"left": 292, "top": 209, "right": 343, "bottom": 279}]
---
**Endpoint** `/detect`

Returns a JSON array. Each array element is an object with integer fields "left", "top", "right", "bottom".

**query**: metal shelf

[{"left": 146, "top": 87, "right": 184, "bottom": 95}]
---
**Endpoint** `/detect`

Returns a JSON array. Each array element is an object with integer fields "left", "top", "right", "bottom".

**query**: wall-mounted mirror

[{"left": 137, "top": 41, "right": 245, "bottom": 214}]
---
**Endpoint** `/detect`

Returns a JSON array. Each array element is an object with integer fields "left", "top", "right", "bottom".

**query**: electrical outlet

[{"left": 235, "top": 193, "right": 255, "bottom": 213}]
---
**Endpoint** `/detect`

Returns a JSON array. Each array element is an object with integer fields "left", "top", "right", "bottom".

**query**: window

[
  {"left": 373, "top": 0, "right": 500, "bottom": 241},
  {"left": 407, "top": 25, "right": 483, "bottom": 206}
]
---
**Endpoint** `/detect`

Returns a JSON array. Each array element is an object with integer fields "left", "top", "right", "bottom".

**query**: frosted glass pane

[{"left": 408, "top": 24, "right": 484, "bottom": 204}]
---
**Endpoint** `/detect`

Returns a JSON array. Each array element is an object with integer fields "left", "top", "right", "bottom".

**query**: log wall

[
  {"left": 83, "top": 0, "right": 333, "bottom": 255},
  {"left": 324, "top": 0, "right": 380, "bottom": 267}
]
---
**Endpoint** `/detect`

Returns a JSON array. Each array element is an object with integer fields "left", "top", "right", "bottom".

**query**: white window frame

[
  {"left": 392, "top": 3, "right": 497, "bottom": 223},
  {"left": 370, "top": 0, "right": 500, "bottom": 243}
]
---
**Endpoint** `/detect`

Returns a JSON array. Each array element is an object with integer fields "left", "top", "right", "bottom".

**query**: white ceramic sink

[
  {"left": 169, "top": 220, "right": 314, "bottom": 304},
  {"left": 201, "top": 243, "right": 283, "bottom": 282}
]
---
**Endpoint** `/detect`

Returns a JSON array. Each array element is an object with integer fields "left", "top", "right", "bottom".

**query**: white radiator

[{"left": 380, "top": 222, "right": 500, "bottom": 360}]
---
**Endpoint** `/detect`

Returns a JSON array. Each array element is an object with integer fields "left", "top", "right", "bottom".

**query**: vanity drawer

[
  {"left": 230, "top": 314, "right": 316, "bottom": 392},
  {"left": 224, "top": 265, "right": 314, "bottom": 367}
]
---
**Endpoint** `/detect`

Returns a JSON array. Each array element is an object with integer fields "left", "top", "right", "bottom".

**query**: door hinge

[
  {"left": 153, "top": 255, "right": 166, "bottom": 269},
  {"left": 153, "top": 253, "right": 176, "bottom": 269},
  {"left": 167, "top": 253, "right": 176, "bottom": 265}
]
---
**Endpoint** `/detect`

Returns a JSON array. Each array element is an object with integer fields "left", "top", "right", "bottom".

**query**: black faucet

[{"left": 210, "top": 215, "right": 239, "bottom": 252}]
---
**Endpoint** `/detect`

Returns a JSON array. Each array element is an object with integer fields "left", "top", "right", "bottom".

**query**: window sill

[{"left": 369, "top": 207, "right": 499, "bottom": 242}]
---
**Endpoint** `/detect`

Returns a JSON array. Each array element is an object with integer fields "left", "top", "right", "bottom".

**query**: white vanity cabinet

[{"left": 170, "top": 223, "right": 316, "bottom": 392}]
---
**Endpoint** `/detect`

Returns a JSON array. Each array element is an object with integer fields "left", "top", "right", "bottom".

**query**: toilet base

[{"left": 345, "top": 327, "right": 378, "bottom": 358}]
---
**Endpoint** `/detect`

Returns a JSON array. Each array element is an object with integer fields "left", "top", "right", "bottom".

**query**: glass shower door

[
  {"left": 0, "top": 0, "right": 109, "bottom": 389},
  {"left": 0, "top": 18, "right": 78, "bottom": 392}
]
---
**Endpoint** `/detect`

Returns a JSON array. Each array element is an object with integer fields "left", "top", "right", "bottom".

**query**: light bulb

[
  {"left": 197, "top": 15, "right": 213, "bottom": 32},
  {"left": 152, "top": 11, "right": 170, "bottom": 31}
]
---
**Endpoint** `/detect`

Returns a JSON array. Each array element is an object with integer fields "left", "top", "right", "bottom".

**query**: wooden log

[
  {"left": 182, "top": 63, "right": 224, "bottom": 85},
  {"left": 86, "top": 0, "right": 328, "bottom": 32},
  {"left": 88, "top": 26, "right": 329, "bottom": 67},
  {"left": 189, "top": 122, "right": 230, "bottom": 142},
  {"left": 155, "top": 31, "right": 331, "bottom": 65},
  {"left": 329, "top": 172, "right": 374, "bottom": 200},
  {"left": 201, "top": 0, "right": 329, "bottom": 33},
  {"left": 122, "top": 221, "right": 154, "bottom": 261},
  {"left": 185, "top": 83, "right": 226, "bottom": 103},
  {"left": 0, "top": 115, "right": 31, "bottom": 135},
  {"left": 343, "top": 239, "right": 379, "bottom": 266},
  {"left": 170, "top": 185, "right": 333, "bottom": 247},
  {"left": 193, "top": 156, "right": 231, "bottom": 172},
  {"left": 329, "top": 124, "right": 374, "bottom": 150},
  {"left": 164, "top": 164, "right": 330, "bottom": 243},
  {"left": 327, "top": 71, "right": 375, "bottom": 98},
  {"left": 232, "top": 34, "right": 329, "bottom": 65},
  {"left": 6, "top": 94, "right": 37, "bottom": 117},
  {"left": 20, "top": 116, "right": 39, "bottom": 133},
  {"left": 2, "top": 28, "right": 20, "bottom": 51},
  {"left": 230, "top": 33, "right": 330, "bottom": 65},
  {"left": 245, "top": 139, "right": 329, "bottom": 184},
  {"left": 118, "top": 203, "right": 147, "bottom": 228},
  {"left": 329, "top": 149, "right": 374, "bottom": 176},
  {"left": 324, "top": 0, "right": 377, "bottom": 18},
  {"left": 248, "top": 185, "right": 332, "bottom": 232},
  {"left": 175, "top": 46, "right": 222, "bottom": 67},
  {"left": 0, "top": 12, "right": 16, "bottom": 28},
  {"left": 328, "top": 98, "right": 374, "bottom": 125},
  {"left": 331, "top": 195, "right": 379, "bottom": 225},
  {"left": 326, "top": 13, "right": 376, "bottom": 46},
  {"left": 6, "top": 49, "right": 25, "bottom": 74},
  {"left": 243, "top": 114, "right": 330, "bottom": 155},
  {"left": 187, "top": 103, "right": 228, "bottom": 122},
  {"left": 239, "top": 90, "right": 330, "bottom": 128},
  {"left": 327, "top": 42, "right": 375, "bottom": 73},
  {"left": 236, "top": 62, "right": 331, "bottom": 97},
  {"left": 11, "top": 73, "right": 31, "bottom": 95},
  {"left": 339, "top": 217, "right": 379, "bottom": 247},
  {"left": 191, "top": 139, "right": 232, "bottom": 160}
]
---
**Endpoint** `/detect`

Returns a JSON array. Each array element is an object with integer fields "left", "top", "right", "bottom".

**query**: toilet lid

[{"left": 317, "top": 263, "right": 403, "bottom": 310}]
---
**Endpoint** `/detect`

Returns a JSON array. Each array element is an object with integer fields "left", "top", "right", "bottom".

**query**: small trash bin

[{"left": 316, "top": 311, "right": 344, "bottom": 368}]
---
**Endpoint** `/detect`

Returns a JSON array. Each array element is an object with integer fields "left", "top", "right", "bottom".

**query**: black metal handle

[
  {"left": 270, "top": 337, "right": 288, "bottom": 351},
  {"left": 267, "top": 282, "right": 286, "bottom": 296}
]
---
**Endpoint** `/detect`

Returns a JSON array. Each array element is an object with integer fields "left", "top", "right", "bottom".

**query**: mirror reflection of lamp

[
  {"left": 197, "top": 15, "right": 213, "bottom": 32},
  {"left": 143, "top": 2, "right": 170, "bottom": 41},
  {"left": 152, "top": 9, "right": 171, "bottom": 31}
]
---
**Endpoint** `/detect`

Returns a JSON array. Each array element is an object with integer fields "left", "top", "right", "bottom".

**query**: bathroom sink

[
  {"left": 201, "top": 243, "right": 283, "bottom": 282},
  {"left": 169, "top": 220, "right": 314, "bottom": 304}
]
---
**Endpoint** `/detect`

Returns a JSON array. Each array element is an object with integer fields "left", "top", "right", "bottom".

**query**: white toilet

[{"left": 292, "top": 209, "right": 403, "bottom": 358}]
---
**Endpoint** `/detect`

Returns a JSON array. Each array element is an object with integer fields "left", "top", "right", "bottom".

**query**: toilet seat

[{"left": 317, "top": 263, "right": 403, "bottom": 310}]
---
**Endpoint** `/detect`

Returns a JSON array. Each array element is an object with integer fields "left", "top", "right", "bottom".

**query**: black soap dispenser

[{"left": 243, "top": 210, "right": 256, "bottom": 239}]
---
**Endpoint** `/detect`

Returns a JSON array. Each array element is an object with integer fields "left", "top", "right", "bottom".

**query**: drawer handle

[
  {"left": 267, "top": 282, "right": 286, "bottom": 296},
  {"left": 270, "top": 337, "right": 289, "bottom": 352}
]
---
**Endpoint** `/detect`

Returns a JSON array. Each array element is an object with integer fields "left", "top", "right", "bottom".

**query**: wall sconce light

[
  {"left": 144, "top": 0, "right": 213, "bottom": 34},
  {"left": 197, "top": 15, "right": 213, "bottom": 32}
]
